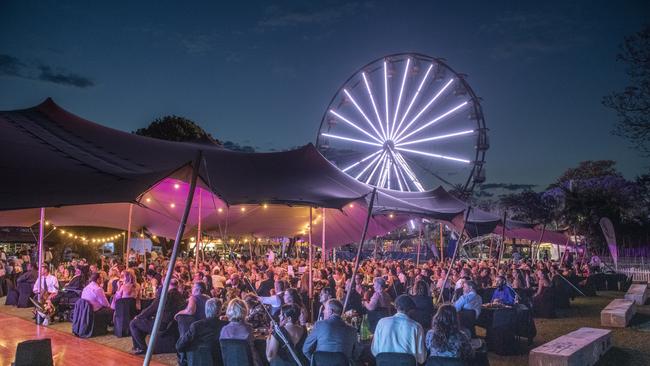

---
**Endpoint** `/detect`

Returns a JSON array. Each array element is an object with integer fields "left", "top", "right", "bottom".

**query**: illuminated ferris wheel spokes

[{"left": 317, "top": 53, "right": 487, "bottom": 193}]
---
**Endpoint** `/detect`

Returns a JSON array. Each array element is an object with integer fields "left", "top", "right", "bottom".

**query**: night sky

[{"left": 1, "top": 1, "right": 648, "bottom": 191}]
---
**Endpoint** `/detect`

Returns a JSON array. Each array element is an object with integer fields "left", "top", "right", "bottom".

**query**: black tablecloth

[{"left": 477, "top": 307, "right": 517, "bottom": 356}]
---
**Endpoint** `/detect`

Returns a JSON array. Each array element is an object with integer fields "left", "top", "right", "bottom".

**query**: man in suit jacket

[
  {"left": 130, "top": 278, "right": 186, "bottom": 354},
  {"left": 302, "top": 299, "right": 362, "bottom": 362},
  {"left": 177, "top": 298, "right": 228, "bottom": 366}
]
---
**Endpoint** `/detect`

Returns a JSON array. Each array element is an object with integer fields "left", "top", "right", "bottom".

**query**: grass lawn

[
  {"left": 486, "top": 291, "right": 650, "bottom": 366},
  {"left": 2, "top": 291, "right": 649, "bottom": 365}
]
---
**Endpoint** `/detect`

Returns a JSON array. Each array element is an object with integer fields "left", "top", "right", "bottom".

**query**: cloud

[
  {"left": 258, "top": 2, "right": 369, "bottom": 28},
  {"left": 0, "top": 54, "right": 25, "bottom": 77},
  {"left": 481, "top": 12, "right": 592, "bottom": 60},
  {"left": 480, "top": 183, "right": 537, "bottom": 191},
  {"left": 37, "top": 65, "right": 94, "bottom": 88},
  {"left": 0, "top": 53, "right": 94, "bottom": 88}
]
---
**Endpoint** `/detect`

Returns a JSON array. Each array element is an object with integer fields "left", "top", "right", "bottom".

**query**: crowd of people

[{"left": 0, "top": 245, "right": 603, "bottom": 365}]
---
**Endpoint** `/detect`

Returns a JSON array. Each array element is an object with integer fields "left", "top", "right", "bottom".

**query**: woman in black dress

[{"left": 266, "top": 304, "right": 308, "bottom": 366}]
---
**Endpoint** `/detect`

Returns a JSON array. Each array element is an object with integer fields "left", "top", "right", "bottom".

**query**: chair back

[
  {"left": 425, "top": 356, "right": 466, "bottom": 366},
  {"left": 376, "top": 352, "right": 417, "bottom": 366},
  {"left": 14, "top": 338, "right": 53, "bottom": 366},
  {"left": 457, "top": 309, "right": 476, "bottom": 338},
  {"left": 220, "top": 339, "right": 253, "bottom": 366},
  {"left": 187, "top": 344, "right": 218, "bottom": 366},
  {"left": 113, "top": 298, "right": 137, "bottom": 337},
  {"left": 311, "top": 351, "right": 349, "bottom": 366},
  {"left": 366, "top": 307, "right": 389, "bottom": 333}
]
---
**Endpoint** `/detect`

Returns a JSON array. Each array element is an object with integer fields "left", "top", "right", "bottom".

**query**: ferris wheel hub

[{"left": 383, "top": 140, "right": 395, "bottom": 151}]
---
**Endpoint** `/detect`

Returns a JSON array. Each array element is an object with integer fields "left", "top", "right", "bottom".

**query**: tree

[
  {"left": 553, "top": 160, "right": 620, "bottom": 186},
  {"left": 134, "top": 115, "right": 221, "bottom": 144},
  {"left": 543, "top": 161, "right": 645, "bottom": 250},
  {"left": 134, "top": 115, "right": 255, "bottom": 152},
  {"left": 499, "top": 190, "right": 556, "bottom": 225},
  {"left": 603, "top": 25, "right": 650, "bottom": 156}
]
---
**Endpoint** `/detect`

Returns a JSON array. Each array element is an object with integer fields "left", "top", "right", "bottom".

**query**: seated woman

[
  {"left": 426, "top": 305, "right": 473, "bottom": 360},
  {"left": 220, "top": 298, "right": 262, "bottom": 366},
  {"left": 111, "top": 270, "right": 139, "bottom": 310},
  {"left": 245, "top": 294, "right": 270, "bottom": 330},
  {"left": 283, "top": 288, "right": 308, "bottom": 325},
  {"left": 266, "top": 304, "right": 308, "bottom": 366}
]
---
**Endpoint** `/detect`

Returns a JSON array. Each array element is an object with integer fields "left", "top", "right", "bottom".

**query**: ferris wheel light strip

[
  {"left": 396, "top": 101, "right": 469, "bottom": 144},
  {"left": 380, "top": 157, "right": 389, "bottom": 189},
  {"left": 396, "top": 129, "right": 475, "bottom": 147},
  {"left": 321, "top": 133, "right": 382, "bottom": 147},
  {"left": 390, "top": 58, "right": 411, "bottom": 140},
  {"left": 383, "top": 60, "right": 390, "bottom": 141},
  {"left": 393, "top": 150, "right": 425, "bottom": 191},
  {"left": 329, "top": 109, "right": 383, "bottom": 144},
  {"left": 393, "top": 64, "right": 434, "bottom": 142},
  {"left": 342, "top": 149, "right": 383, "bottom": 172},
  {"left": 376, "top": 154, "right": 388, "bottom": 188},
  {"left": 392, "top": 161, "right": 404, "bottom": 190},
  {"left": 386, "top": 159, "right": 393, "bottom": 189},
  {"left": 395, "top": 161, "right": 411, "bottom": 191},
  {"left": 355, "top": 150, "right": 385, "bottom": 179},
  {"left": 342, "top": 89, "right": 384, "bottom": 141},
  {"left": 366, "top": 151, "right": 387, "bottom": 184},
  {"left": 393, "top": 78, "right": 454, "bottom": 142},
  {"left": 362, "top": 72, "right": 387, "bottom": 140},
  {"left": 395, "top": 146, "right": 471, "bottom": 163}
]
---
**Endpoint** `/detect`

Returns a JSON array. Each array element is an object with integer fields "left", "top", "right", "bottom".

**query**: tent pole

[
  {"left": 125, "top": 203, "right": 133, "bottom": 264},
  {"left": 36, "top": 208, "right": 45, "bottom": 304},
  {"left": 308, "top": 207, "right": 313, "bottom": 321},
  {"left": 321, "top": 207, "right": 326, "bottom": 264},
  {"left": 416, "top": 222, "right": 422, "bottom": 266},
  {"left": 195, "top": 189, "right": 202, "bottom": 269},
  {"left": 144, "top": 153, "right": 201, "bottom": 366},
  {"left": 533, "top": 224, "right": 546, "bottom": 260},
  {"left": 343, "top": 188, "right": 377, "bottom": 312},
  {"left": 439, "top": 222, "right": 444, "bottom": 262},
  {"left": 498, "top": 210, "right": 507, "bottom": 263},
  {"left": 437, "top": 207, "right": 471, "bottom": 304}
]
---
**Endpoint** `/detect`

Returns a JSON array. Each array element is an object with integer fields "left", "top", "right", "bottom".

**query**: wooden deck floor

[{"left": 0, "top": 313, "right": 164, "bottom": 366}]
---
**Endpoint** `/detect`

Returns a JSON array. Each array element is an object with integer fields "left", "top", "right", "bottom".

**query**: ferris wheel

[{"left": 317, "top": 53, "right": 488, "bottom": 194}]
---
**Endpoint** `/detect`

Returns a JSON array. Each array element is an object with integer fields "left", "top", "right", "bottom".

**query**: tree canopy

[
  {"left": 134, "top": 115, "right": 220, "bottom": 144},
  {"left": 603, "top": 25, "right": 650, "bottom": 156}
]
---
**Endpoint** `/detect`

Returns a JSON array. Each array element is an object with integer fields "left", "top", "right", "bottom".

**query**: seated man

[
  {"left": 176, "top": 298, "right": 228, "bottom": 365},
  {"left": 32, "top": 265, "right": 59, "bottom": 323},
  {"left": 130, "top": 278, "right": 186, "bottom": 355},
  {"left": 371, "top": 295, "right": 427, "bottom": 365},
  {"left": 303, "top": 299, "right": 362, "bottom": 363},
  {"left": 81, "top": 272, "right": 114, "bottom": 325},
  {"left": 491, "top": 275, "right": 516, "bottom": 306},
  {"left": 454, "top": 280, "right": 482, "bottom": 318}
]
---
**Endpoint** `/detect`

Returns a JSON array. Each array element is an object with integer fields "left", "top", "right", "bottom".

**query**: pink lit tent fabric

[
  {"left": 0, "top": 99, "right": 477, "bottom": 247},
  {"left": 493, "top": 225, "right": 569, "bottom": 246}
]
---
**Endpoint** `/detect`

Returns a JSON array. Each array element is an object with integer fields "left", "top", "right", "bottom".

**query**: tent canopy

[{"left": 0, "top": 99, "right": 534, "bottom": 248}]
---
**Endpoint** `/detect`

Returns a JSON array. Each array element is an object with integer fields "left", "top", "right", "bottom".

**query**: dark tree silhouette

[{"left": 603, "top": 25, "right": 650, "bottom": 156}]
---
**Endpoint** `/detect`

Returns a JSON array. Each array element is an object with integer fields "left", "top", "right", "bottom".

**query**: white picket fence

[{"left": 618, "top": 267, "right": 650, "bottom": 283}]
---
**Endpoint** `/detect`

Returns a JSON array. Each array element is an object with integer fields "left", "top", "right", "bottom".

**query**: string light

[
  {"left": 240, "top": 207, "right": 246, "bottom": 212},
  {"left": 173, "top": 183, "right": 180, "bottom": 189},
  {"left": 145, "top": 198, "right": 151, "bottom": 203},
  {"left": 170, "top": 203, "right": 176, "bottom": 208},
  {"left": 218, "top": 208, "right": 223, "bottom": 213}
]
